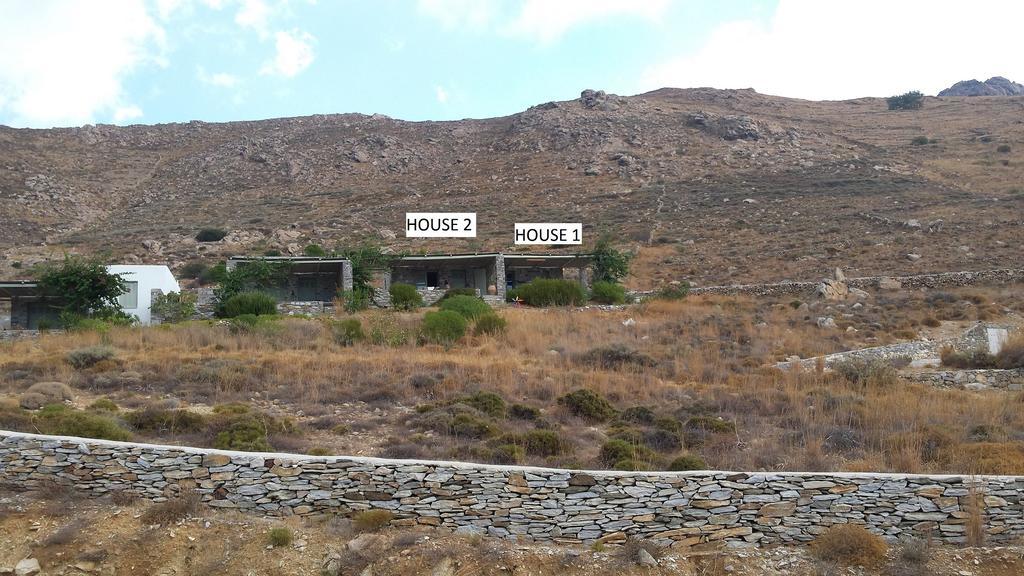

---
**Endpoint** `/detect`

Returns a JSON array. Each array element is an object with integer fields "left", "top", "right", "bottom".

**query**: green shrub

[
  {"left": 591, "top": 234, "right": 632, "bottom": 284},
  {"left": 34, "top": 405, "right": 130, "bottom": 441},
  {"left": 576, "top": 344, "right": 656, "bottom": 370},
  {"left": 667, "top": 453, "right": 707, "bottom": 471},
  {"left": 389, "top": 283, "right": 423, "bottom": 311},
  {"left": 197, "top": 262, "right": 226, "bottom": 286},
  {"left": 338, "top": 289, "right": 371, "bottom": 313},
  {"left": 558, "top": 389, "right": 617, "bottom": 422},
  {"left": 509, "top": 404, "right": 540, "bottom": 420},
  {"left": 150, "top": 291, "right": 197, "bottom": 323},
  {"left": 125, "top": 408, "right": 206, "bottom": 434},
  {"left": 195, "top": 228, "right": 228, "bottom": 242},
  {"left": 590, "top": 281, "right": 627, "bottom": 304},
  {"left": 599, "top": 439, "right": 634, "bottom": 466},
  {"left": 887, "top": 91, "right": 924, "bottom": 111},
  {"left": 473, "top": 313, "right": 507, "bottom": 336},
  {"left": 612, "top": 459, "right": 646, "bottom": 471},
  {"left": 268, "top": 527, "right": 293, "bottom": 547},
  {"left": 520, "top": 429, "right": 566, "bottom": 456},
  {"left": 438, "top": 295, "right": 491, "bottom": 320},
  {"left": 655, "top": 282, "right": 690, "bottom": 300},
  {"left": 620, "top": 406, "right": 656, "bottom": 425},
  {"left": 997, "top": 144, "right": 1012, "bottom": 154},
  {"left": 303, "top": 244, "right": 327, "bottom": 257},
  {"left": 450, "top": 412, "right": 498, "bottom": 438},
  {"left": 88, "top": 398, "right": 118, "bottom": 412},
  {"left": 438, "top": 288, "right": 477, "bottom": 301},
  {"left": 514, "top": 279, "right": 586, "bottom": 307},
  {"left": 66, "top": 345, "right": 115, "bottom": 369},
  {"left": 209, "top": 411, "right": 293, "bottom": 452},
  {"left": 179, "top": 260, "right": 209, "bottom": 279},
  {"left": 331, "top": 318, "right": 364, "bottom": 346},
  {"left": 833, "top": 358, "right": 900, "bottom": 386},
  {"left": 221, "top": 292, "right": 277, "bottom": 318},
  {"left": 911, "top": 136, "right": 931, "bottom": 145},
  {"left": 490, "top": 443, "right": 525, "bottom": 464},
  {"left": 419, "top": 310, "right": 467, "bottom": 347},
  {"left": 459, "top": 391, "right": 506, "bottom": 418},
  {"left": 352, "top": 509, "right": 394, "bottom": 532}
]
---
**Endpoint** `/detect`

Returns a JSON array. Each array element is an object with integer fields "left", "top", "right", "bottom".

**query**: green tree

[
  {"left": 150, "top": 291, "right": 197, "bottom": 323},
  {"left": 887, "top": 91, "right": 924, "bottom": 111},
  {"left": 35, "top": 255, "right": 128, "bottom": 320},
  {"left": 303, "top": 244, "right": 327, "bottom": 257},
  {"left": 336, "top": 244, "right": 394, "bottom": 311},
  {"left": 591, "top": 234, "right": 632, "bottom": 284},
  {"left": 213, "top": 260, "right": 290, "bottom": 313}
]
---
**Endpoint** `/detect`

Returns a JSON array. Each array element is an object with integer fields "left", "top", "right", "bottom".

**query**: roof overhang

[
  {"left": 0, "top": 281, "right": 42, "bottom": 298},
  {"left": 503, "top": 254, "right": 593, "bottom": 267}
]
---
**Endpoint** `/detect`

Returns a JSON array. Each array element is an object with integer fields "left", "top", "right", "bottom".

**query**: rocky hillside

[
  {"left": 1, "top": 87, "right": 1022, "bottom": 287},
  {"left": 938, "top": 76, "right": 1024, "bottom": 97}
]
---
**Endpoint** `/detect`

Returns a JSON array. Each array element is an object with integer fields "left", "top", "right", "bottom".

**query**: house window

[{"left": 118, "top": 281, "right": 139, "bottom": 309}]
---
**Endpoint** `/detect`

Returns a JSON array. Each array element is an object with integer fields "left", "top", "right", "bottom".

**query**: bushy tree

[
  {"left": 150, "top": 291, "right": 197, "bottom": 323},
  {"left": 591, "top": 234, "right": 632, "bottom": 284},
  {"left": 887, "top": 91, "right": 924, "bottom": 111},
  {"left": 336, "top": 244, "right": 393, "bottom": 311},
  {"left": 389, "top": 283, "right": 423, "bottom": 311},
  {"left": 35, "top": 255, "right": 128, "bottom": 320},
  {"left": 213, "top": 260, "right": 289, "bottom": 314}
]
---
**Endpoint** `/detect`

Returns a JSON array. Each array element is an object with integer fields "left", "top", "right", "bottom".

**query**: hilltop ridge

[{"left": 1, "top": 87, "right": 1022, "bottom": 287}]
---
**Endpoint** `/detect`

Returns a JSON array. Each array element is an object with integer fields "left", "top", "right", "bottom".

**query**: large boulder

[
  {"left": 939, "top": 76, "right": 1024, "bottom": 97},
  {"left": 20, "top": 382, "right": 74, "bottom": 408}
]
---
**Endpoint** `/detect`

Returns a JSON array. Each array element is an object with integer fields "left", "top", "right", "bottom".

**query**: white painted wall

[{"left": 106, "top": 265, "right": 180, "bottom": 325}]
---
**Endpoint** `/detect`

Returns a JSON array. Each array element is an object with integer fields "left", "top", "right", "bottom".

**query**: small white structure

[{"left": 106, "top": 265, "right": 180, "bottom": 325}]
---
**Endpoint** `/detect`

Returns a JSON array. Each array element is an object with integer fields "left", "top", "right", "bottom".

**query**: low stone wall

[
  {"left": 634, "top": 268, "right": 1024, "bottom": 300},
  {"left": 778, "top": 340, "right": 945, "bottom": 370},
  {"left": 0, "top": 329, "right": 63, "bottom": 342},
  {"left": 3, "top": 431, "right": 1023, "bottom": 546},
  {"left": 902, "top": 369, "right": 1024, "bottom": 391},
  {"left": 277, "top": 301, "right": 325, "bottom": 316}
]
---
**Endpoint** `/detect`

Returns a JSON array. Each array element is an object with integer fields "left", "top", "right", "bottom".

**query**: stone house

[
  {"left": 225, "top": 256, "right": 354, "bottom": 314},
  {"left": 385, "top": 252, "right": 593, "bottom": 305}
]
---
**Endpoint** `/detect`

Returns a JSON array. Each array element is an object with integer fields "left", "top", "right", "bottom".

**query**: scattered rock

[
  {"left": 347, "top": 533, "right": 382, "bottom": 554},
  {"left": 636, "top": 548, "right": 658, "bottom": 567},
  {"left": 906, "top": 253, "right": 922, "bottom": 261},
  {"left": 14, "top": 558, "right": 40, "bottom": 576},
  {"left": 816, "top": 317, "right": 837, "bottom": 329}
]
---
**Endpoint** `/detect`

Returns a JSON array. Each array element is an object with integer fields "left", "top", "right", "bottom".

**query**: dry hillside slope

[{"left": 1, "top": 88, "right": 1022, "bottom": 287}]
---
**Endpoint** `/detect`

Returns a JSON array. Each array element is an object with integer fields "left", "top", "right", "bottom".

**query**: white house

[{"left": 106, "top": 265, "right": 180, "bottom": 325}]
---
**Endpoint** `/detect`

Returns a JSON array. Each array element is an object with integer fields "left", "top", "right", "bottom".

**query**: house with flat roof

[
  {"left": 1, "top": 264, "right": 180, "bottom": 329},
  {"left": 225, "top": 256, "right": 354, "bottom": 313},
  {"left": 386, "top": 252, "right": 593, "bottom": 305}
]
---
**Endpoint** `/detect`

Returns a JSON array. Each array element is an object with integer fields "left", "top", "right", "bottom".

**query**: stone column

[
  {"left": 579, "top": 265, "right": 591, "bottom": 294},
  {"left": 341, "top": 261, "right": 354, "bottom": 293},
  {"left": 495, "top": 254, "right": 506, "bottom": 301}
]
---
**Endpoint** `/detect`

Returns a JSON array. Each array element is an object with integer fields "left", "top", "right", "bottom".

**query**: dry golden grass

[{"left": 1, "top": 288, "right": 1022, "bottom": 473}]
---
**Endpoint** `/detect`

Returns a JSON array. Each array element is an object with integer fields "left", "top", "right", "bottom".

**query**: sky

[{"left": 0, "top": 0, "right": 1022, "bottom": 128}]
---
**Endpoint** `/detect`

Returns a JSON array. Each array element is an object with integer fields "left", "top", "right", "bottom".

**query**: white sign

[
  {"left": 405, "top": 212, "right": 476, "bottom": 238},
  {"left": 514, "top": 223, "right": 582, "bottom": 245}
]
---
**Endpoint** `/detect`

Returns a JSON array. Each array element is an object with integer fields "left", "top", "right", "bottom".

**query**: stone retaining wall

[
  {"left": 902, "top": 369, "right": 1024, "bottom": 391},
  {"left": 634, "top": 268, "right": 1024, "bottom": 299},
  {"left": 3, "top": 431, "right": 1023, "bottom": 547}
]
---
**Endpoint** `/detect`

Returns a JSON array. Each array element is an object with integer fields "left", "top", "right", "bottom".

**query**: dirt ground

[{"left": 2, "top": 490, "right": 1023, "bottom": 576}]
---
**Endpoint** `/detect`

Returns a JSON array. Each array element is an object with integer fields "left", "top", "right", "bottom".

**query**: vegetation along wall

[{"left": 2, "top": 431, "right": 1022, "bottom": 546}]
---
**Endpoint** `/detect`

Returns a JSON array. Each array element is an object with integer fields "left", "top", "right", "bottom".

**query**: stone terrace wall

[
  {"left": 902, "top": 369, "right": 1024, "bottom": 391},
  {"left": 633, "top": 268, "right": 1024, "bottom": 299},
  {"left": 3, "top": 431, "right": 1023, "bottom": 547}
]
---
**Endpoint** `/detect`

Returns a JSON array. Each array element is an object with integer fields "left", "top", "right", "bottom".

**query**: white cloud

[
  {"left": 434, "top": 85, "right": 449, "bottom": 104},
  {"left": 197, "top": 66, "right": 241, "bottom": 87},
  {"left": 235, "top": 0, "right": 272, "bottom": 36},
  {"left": 259, "top": 29, "right": 316, "bottom": 77},
  {"left": 417, "top": 0, "right": 667, "bottom": 43},
  {"left": 642, "top": 0, "right": 1024, "bottom": 100},
  {"left": 417, "top": 0, "right": 500, "bottom": 31},
  {"left": 113, "top": 105, "right": 144, "bottom": 123},
  {"left": 506, "top": 0, "right": 669, "bottom": 44},
  {"left": 0, "top": 0, "right": 165, "bottom": 127}
]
